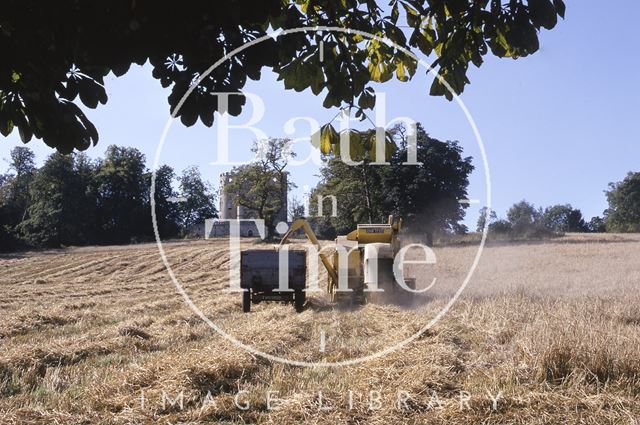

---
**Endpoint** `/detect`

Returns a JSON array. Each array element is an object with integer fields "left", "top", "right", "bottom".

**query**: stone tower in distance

[{"left": 218, "top": 172, "right": 287, "bottom": 222}]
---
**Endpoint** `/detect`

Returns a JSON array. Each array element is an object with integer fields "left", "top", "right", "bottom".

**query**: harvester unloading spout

[
  {"left": 279, "top": 215, "right": 414, "bottom": 304},
  {"left": 279, "top": 218, "right": 339, "bottom": 285}
]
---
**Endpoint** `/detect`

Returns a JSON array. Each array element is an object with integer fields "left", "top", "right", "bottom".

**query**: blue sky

[{"left": 2, "top": 2, "right": 639, "bottom": 229}]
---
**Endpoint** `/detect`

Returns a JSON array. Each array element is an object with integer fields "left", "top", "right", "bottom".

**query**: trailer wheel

[
  {"left": 242, "top": 290, "right": 251, "bottom": 313},
  {"left": 294, "top": 289, "right": 305, "bottom": 312}
]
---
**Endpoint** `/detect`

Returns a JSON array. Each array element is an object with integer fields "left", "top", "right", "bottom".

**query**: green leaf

[
  {"left": 553, "top": 0, "right": 566, "bottom": 18},
  {"left": 444, "top": 0, "right": 466, "bottom": 17},
  {"left": 338, "top": 129, "right": 366, "bottom": 160},
  {"left": 312, "top": 123, "right": 339, "bottom": 154},
  {"left": 529, "top": 0, "right": 558, "bottom": 30},
  {"left": 434, "top": 41, "right": 444, "bottom": 57},
  {"left": 368, "top": 130, "right": 396, "bottom": 161},
  {"left": 78, "top": 77, "right": 107, "bottom": 109},
  {"left": 385, "top": 25, "right": 407, "bottom": 46},
  {"left": 327, "top": 124, "right": 341, "bottom": 145},
  {"left": 402, "top": 2, "right": 420, "bottom": 27},
  {"left": 368, "top": 61, "right": 382, "bottom": 82},
  {"left": 345, "top": 129, "right": 362, "bottom": 148},
  {"left": 322, "top": 91, "right": 340, "bottom": 108},
  {"left": 0, "top": 106, "right": 13, "bottom": 136},
  {"left": 357, "top": 90, "right": 376, "bottom": 110},
  {"left": 396, "top": 61, "right": 407, "bottom": 81},
  {"left": 390, "top": 2, "right": 399, "bottom": 24},
  {"left": 309, "top": 64, "right": 324, "bottom": 95},
  {"left": 512, "top": 19, "right": 540, "bottom": 53},
  {"left": 111, "top": 62, "right": 131, "bottom": 77},
  {"left": 322, "top": 124, "right": 339, "bottom": 154},
  {"left": 179, "top": 101, "right": 199, "bottom": 126},
  {"left": 18, "top": 121, "right": 33, "bottom": 143},
  {"left": 64, "top": 100, "right": 99, "bottom": 146},
  {"left": 320, "top": 131, "right": 332, "bottom": 154},
  {"left": 412, "top": 29, "right": 434, "bottom": 56},
  {"left": 490, "top": 27, "right": 514, "bottom": 58},
  {"left": 0, "top": 118, "right": 13, "bottom": 136},
  {"left": 199, "top": 101, "right": 215, "bottom": 127},
  {"left": 430, "top": 73, "right": 447, "bottom": 97}
]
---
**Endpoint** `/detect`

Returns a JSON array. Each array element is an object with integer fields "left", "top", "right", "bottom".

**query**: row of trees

[
  {"left": 478, "top": 171, "right": 640, "bottom": 237},
  {"left": 0, "top": 146, "right": 217, "bottom": 250},
  {"left": 478, "top": 202, "right": 591, "bottom": 238},
  {"left": 3, "top": 136, "right": 637, "bottom": 250}
]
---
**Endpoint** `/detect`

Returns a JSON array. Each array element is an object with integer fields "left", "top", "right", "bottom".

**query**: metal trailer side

[{"left": 240, "top": 249, "right": 306, "bottom": 312}]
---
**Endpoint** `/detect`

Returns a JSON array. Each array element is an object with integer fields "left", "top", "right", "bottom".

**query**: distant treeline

[
  {"left": 0, "top": 146, "right": 217, "bottom": 251},
  {"left": 1, "top": 142, "right": 638, "bottom": 251},
  {"left": 478, "top": 172, "right": 640, "bottom": 237}
]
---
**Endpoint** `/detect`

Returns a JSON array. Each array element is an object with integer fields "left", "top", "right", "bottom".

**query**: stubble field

[{"left": 1, "top": 233, "right": 639, "bottom": 424}]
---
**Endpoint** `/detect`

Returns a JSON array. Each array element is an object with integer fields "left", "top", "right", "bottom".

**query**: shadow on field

[{"left": 0, "top": 251, "right": 28, "bottom": 260}]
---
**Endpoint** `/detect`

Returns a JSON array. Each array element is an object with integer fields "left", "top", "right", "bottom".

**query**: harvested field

[{"left": 1, "top": 234, "right": 640, "bottom": 424}]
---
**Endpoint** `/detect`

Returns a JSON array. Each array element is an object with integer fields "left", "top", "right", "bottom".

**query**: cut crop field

[{"left": 1, "top": 234, "right": 640, "bottom": 424}]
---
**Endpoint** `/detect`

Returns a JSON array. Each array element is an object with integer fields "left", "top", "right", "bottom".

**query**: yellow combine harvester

[{"left": 279, "top": 215, "right": 415, "bottom": 304}]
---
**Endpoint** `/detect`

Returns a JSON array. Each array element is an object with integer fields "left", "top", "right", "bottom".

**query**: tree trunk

[
  {"left": 361, "top": 165, "right": 373, "bottom": 224},
  {"left": 425, "top": 231, "right": 433, "bottom": 247},
  {"left": 278, "top": 171, "right": 287, "bottom": 222}
]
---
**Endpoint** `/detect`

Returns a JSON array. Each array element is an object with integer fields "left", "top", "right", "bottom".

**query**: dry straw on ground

[{"left": 0, "top": 233, "right": 639, "bottom": 424}]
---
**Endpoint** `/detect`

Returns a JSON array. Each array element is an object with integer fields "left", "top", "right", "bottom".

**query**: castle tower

[
  {"left": 209, "top": 172, "right": 289, "bottom": 238},
  {"left": 218, "top": 172, "right": 287, "bottom": 221},
  {"left": 218, "top": 173, "right": 236, "bottom": 220}
]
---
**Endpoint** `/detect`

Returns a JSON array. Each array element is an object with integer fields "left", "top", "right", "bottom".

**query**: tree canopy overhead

[{"left": 1, "top": 0, "right": 565, "bottom": 153}]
